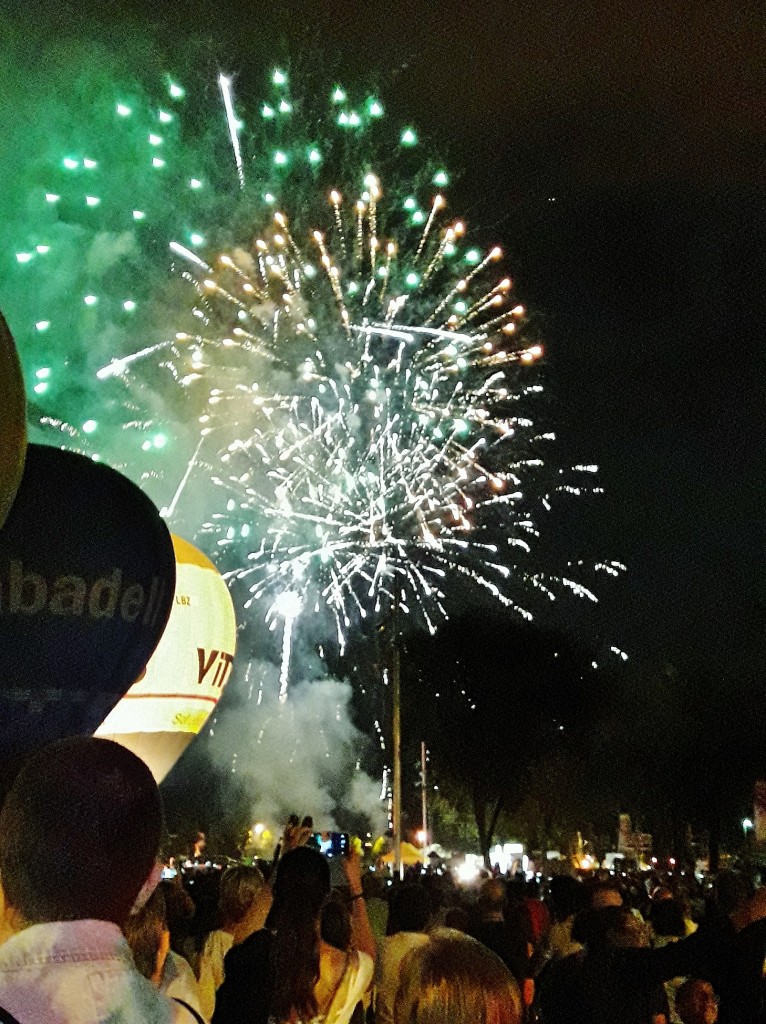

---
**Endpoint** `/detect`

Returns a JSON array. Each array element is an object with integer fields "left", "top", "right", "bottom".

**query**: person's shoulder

[{"left": 225, "top": 928, "right": 271, "bottom": 967}]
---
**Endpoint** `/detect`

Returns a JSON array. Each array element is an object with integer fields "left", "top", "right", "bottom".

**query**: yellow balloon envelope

[
  {"left": 96, "top": 535, "right": 236, "bottom": 781},
  {"left": 0, "top": 313, "right": 27, "bottom": 530}
]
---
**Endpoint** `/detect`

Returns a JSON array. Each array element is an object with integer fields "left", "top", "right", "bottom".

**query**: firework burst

[{"left": 4, "top": 63, "right": 625, "bottom": 700}]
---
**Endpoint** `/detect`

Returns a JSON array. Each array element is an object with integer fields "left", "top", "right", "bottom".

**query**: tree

[{"left": 403, "top": 612, "right": 600, "bottom": 864}]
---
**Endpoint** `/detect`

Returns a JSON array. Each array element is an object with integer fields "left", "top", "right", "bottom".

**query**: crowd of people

[{"left": 1, "top": 737, "right": 766, "bottom": 1024}]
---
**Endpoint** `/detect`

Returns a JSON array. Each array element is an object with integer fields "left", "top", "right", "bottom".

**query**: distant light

[
  {"left": 15, "top": 252, "right": 33, "bottom": 264},
  {"left": 368, "top": 99, "right": 384, "bottom": 117},
  {"left": 308, "top": 148, "right": 322, "bottom": 165},
  {"left": 33, "top": 382, "right": 48, "bottom": 395},
  {"left": 63, "top": 157, "right": 79, "bottom": 170},
  {"left": 152, "top": 157, "right": 165, "bottom": 168},
  {"left": 338, "top": 112, "right": 349, "bottom": 126},
  {"left": 272, "top": 69, "right": 287, "bottom": 86},
  {"left": 263, "top": 193, "right": 276, "bottom": 204},
  {"left": 261, "top": 104, "right": 275, "bottom": 118},
  {"left": 444, "top": 242, "right": 456, "bottom": 256},
  {"left": 273, "top": 150, "right": 288, "bottom": 166},
  {"left": 189, "top": 233, "right": 204, "bottom": 246},
  {"left": 153, "top": 433, "right": 168, "bottom": 449},
  {"left": 348, "top": 111, "right": 361, "bottom": 127},
  {"left": 347, "top": 281, "right": 359, "bottom": 294},
  {"left": 169, "top": 82, "right": 185, "bottom": 99},
  {"left": 133, "top": 210, "right": 146, "bottom": 220},
  {"left": 304, "top": 264, "right": 317, "bottom": 278},
  {"left": 189, "top": 178, "right": 203, "bottom": 189},
  {"left": 465, "top": 249, "right": 481, "bottom": 265},
  {"left": 35, "top": 244, "right": 50, "bottom": 254},
  {"left": 35, "top": 367, "right": 51, "bottom": 378},
  {"left": 332, "top": 87, "right": 347, "bottom": 103},
  {"left": 45, "top": 193, "right": 60, "bottom": 203},
  {"left": 35, "top": 322, "right": 50, "bottom": 333},
  {"left": 85, "top": 196, "right": 100, "bottom": 207},
  {"left": 743, "top": 818, "right": 754, "bottom": 831},
  {"left": 141, "top": 440, "right": 152, "bottom": 451},
  {"left": 83, "top": 158, "right": 97, "bottom": 170},
  {"left": 122, "top": 300, "right": 137, "bottom": 312},
  {"left": 404, "top": 197, "right": 417, "bottom": 211},
  {"left": 148, "top": 133, "right": 163, "bottom": 146},
  {"left": 405, "top": 272, "right": 420, "bottom": 288},
  {"left": 412, "top": 211, "right": 425, "bottom": 225},
  {"left": 116, "top": 103, "right": 132, "bottom": 116},
  {"left": 279, "top": 99, "right": 292, "bottom": 113},
  {"left": 82, "top": 419, "right": 97, "bottom": 434},
  {"left": 83, "top": 295, "right": 98, "bottom": 306},
  {"left": 454, "top": 301, "right": 467, "bottom": 313},
  {"left": 433, "top": 171, "right": 449, "bottom": 186},
  {"left": 158, "top": 110, "right": 173, "bottom": 123},
  {"left": 400, "top": 128, "right": 418, "bottom": 146}
]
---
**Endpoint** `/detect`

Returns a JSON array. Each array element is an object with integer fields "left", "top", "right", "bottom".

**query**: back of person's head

[
  {"left": 387, "top": 883, "right": 431, "bottom": 935},
  {"left": 649, "top": 896, "right": 686, "bottom": 938},
  {"left": 477, "top": 878, "right": 506, "bottom": 918},
  {"left": 321, "top": 889, "right": 352, "bottom": 950},
  {"left": 0, "top": 737, "right": 163, "bottom": 927},
  {"left": 443, "top": 906, "right": 470, "bottom": 932},
  {"left": 124, "top": 886, "right": 168, "bottom": 983},
  {"left": 712, "top": 870, "right": 753, "bottom": 915},
  {"left": 590, "top": 881, "right": 623, "bottom": 910},
  {"left": 394, "top": 930, "right": 522, "bottom": 1024},
  {"left": 572, "top": 906, "right": 625, "bottom": 950},
  {"left": 675, "top": 978, "right": 719, "bottom": 1024},
  {"left": 362, "top": 872, "right": 384, "bottom": 900},
  {"left": 218, "top": 864, "right": 265, "bottom": 928},
  {"left": 270, "top": 846, "right": 331, "bottom": 1023},
  {"left": 548, "top": 875, "right": 585, "bottom": 922}
]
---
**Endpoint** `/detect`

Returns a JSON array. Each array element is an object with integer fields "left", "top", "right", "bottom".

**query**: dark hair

[
  {"left": 0, "top": 737, "right": 163, "bottom": 925},
  {"left": 387, "top": 884, "right": 431, "bottom": 935},
  {"left": 124, "top": 886, "right": 167, "bottom": 980},
  {"left": 548, "top": 876, "right": 586, "bottom": 922},
  {"left": 321, "top": 890, "right": 352, "bottom": 950},
  {"left": 649, "top": 897, "right": 686, "bottom": 938},
  {"left": 269, "top": 847, "right": 331, "bottom": 1023}
]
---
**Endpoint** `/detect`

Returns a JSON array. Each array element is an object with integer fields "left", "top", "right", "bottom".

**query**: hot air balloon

[
  {"left": 0, "top": 445, "right": 176, "bottom": 765},
  {"left": 0, "top": 313, "right": 27, "bottom": 530},
  {"left": 96, "top": 535, "right": 237, "bottom": 781}
]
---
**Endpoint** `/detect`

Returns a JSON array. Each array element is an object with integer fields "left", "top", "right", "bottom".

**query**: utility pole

[
  {"left": 420, "top": 740, "right": 428, "bottom": 865},
  {"left": 391, "top": 591, "right": 402, "bottom": 879}
]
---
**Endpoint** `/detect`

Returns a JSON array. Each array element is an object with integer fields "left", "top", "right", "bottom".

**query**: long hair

[{"left": 269, "top": 847, "right": 331, "bottom": 1023}]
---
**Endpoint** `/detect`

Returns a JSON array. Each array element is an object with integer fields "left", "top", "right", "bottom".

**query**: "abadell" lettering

[{"left": 0, "top": 560, "right": 168, "bottom": 627}]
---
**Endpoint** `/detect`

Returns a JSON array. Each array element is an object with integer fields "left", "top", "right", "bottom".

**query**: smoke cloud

[{"left": 204, "top": 660, "right": 387, "bottom": 836}]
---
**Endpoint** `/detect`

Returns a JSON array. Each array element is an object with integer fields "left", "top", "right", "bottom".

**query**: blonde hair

[
  {"left": 218, "top": 864, "right": 265, "bottom": 928},
  {"left": 394, "top": 929, "right": 522, "bottom": 1024}
]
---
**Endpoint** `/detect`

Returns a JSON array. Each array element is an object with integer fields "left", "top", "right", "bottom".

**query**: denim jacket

[{"left": 0, "top": 919, "right": 193, "bottom": 1024}]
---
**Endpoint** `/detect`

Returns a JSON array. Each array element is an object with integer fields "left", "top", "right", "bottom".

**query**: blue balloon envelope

[{"left": 0, "top": 444, "right": 176, "bottom": 760}]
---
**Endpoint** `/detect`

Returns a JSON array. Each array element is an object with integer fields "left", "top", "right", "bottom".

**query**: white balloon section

[{"left": 96, "top": 534, "right": 236, "bottom": 781}]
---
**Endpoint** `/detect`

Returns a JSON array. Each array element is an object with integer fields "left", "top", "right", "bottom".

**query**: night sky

[{"left": 11, "top": 0, "right": 765, "bottom": 671}]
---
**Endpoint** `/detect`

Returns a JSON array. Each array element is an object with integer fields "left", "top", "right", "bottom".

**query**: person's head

[
  {"left": 573, "top": 906, "right": 647, "bottom": 950},
  {"left": 387, "top": 883, "right": 431, "bottom": 935},
  {"left": 0, "top": 737, "right": 163, "bottom": 928},
  {"left": 675, "top": 978, "right": 719, "bottom": 1024},
  {"left": 394, "top": 930, "right": 522, "bottom": 1024},
  {"left": 590, "top": 882, "right": 623, "bottom": 910},
  {"left": 218, "top": 864, "right": 265, "bottom": 929},
  {"left": 124, "top": 887, "right": 169, "bottom": 986},
  {"left": 443, "top": 906, "right": 470, "bottom": 932},
  {"left": 477, "top": 878, "right": 506, "bottom": 918},
  {"left": 649, "top": 896, "right": 686, "bottom": 938},
  {"left": 320, "top": 889, "right": 352, "bottom": 950},
  {"left": 269, "top": 847, "right": 331, "bottom": 1024},
  {"left": 548, "top": 875, "right": 586, "bottom": 922}
]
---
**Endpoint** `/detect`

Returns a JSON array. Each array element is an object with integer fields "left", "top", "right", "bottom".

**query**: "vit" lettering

[{"left": 197, "top": 648, "right": 234, "bottom": 689}]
